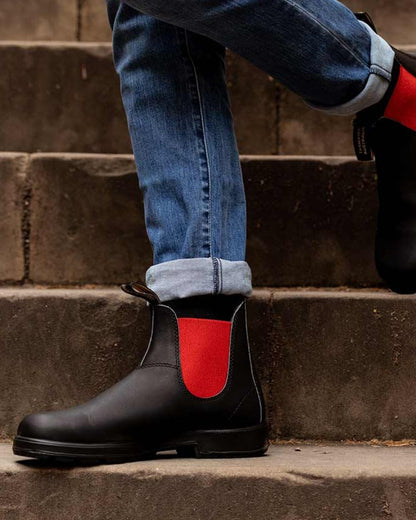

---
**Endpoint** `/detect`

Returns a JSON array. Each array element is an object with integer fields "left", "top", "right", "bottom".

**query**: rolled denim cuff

[
  {"left": 146, "top": 258, "right": 253, "bottom": 302},
  {"left": 304, "top": 21, "right": 395, "bottom": 116}
]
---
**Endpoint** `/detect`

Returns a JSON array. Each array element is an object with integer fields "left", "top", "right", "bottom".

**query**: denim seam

[
  {"left": 183, "top": 29, "right": 213, "bottom": 258},
  {"left": 284, "top": 0, "right": 369, "bottom": 69}
]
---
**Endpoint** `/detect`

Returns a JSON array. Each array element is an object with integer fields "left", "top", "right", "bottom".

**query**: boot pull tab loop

[{"left": 121, "top": 281, "right": 161, "bottom": 304}]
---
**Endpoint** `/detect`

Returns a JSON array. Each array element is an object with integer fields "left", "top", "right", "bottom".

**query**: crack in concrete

[
  {"left": 76, "top": 0, "right": 86, "bottom": 41},
  {"left": 275, "top": 81, "right": 280, "bottom": 155},
  {"left": 20, "top": 155, "right": 32, "bottom": 284}
]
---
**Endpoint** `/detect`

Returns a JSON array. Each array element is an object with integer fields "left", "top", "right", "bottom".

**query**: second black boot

[
  {"left": 13, "top": 283, "right": 268, "bottom": 463},
  {"left": 353, "top": 13, "right": 416, "bottom": 293}
]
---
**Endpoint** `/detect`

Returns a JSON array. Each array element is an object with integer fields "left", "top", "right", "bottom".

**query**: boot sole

[{"left": 13, "top": 424, "right": 268, "bottom": 464}]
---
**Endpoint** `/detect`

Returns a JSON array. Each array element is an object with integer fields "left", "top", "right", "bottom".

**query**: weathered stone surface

[
  {"left": 227, "top": 54, "right": 278, "bottom": 155},
  {"left": 278, "top": 86, "right": 355, "bottom": 155},
  {"left": 3, "top": 289, "right": 416, "bottom": 442},
  {"left": 2, "top": 40, "right": 414, "bottom": 156},
  {"left": 0, "top": 1, "right": 77, "bottom": 41},
  {"left": 2, "top": 38, "right": 414, "bottom": 156},
  {"left": 27, "top": 154, "right": 381, "bottom": 286},
  {"left": 243, "top": 156, "right": 380, "bottom": 287},
  {"left": 0, "top": 43, "right": 131, "bottom": 154},
  {"left": 0, "top": 154, "right": 27, "bottom": 282},
  {"left": 344, "top": 0, "right": 416, "bottom": 44},
  {"left": 28, "top": 154, "right": 151, "bottom": 284},
  {"left": 4, "top": 444, "right": 416, "bottom": 519},
  {"left": 1, "top": 0, "right": 416, "bottom": 45},
  {"left": 262, "top": 290, "right": 416, "bottom": 441},
  {"left": 80, "top": 0, "right": 112, "bottom": 42}
]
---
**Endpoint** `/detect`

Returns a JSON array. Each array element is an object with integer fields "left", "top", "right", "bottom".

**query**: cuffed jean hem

[
  {"left": 145, "top": 258, "right": 253, "bottom": 302},
  {"left": 304, "top": 21, "right": 395, "bottom": 116}
]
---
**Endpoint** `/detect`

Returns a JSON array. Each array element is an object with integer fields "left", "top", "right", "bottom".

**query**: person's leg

[
  {"left": 121, "top": 0, "right": 393, "bottom": 115},
  {"left": 13, "top": 1, "right": 267, "bottom": 463},
  {"left": 348, "top": 16, "right": 416, "bottom": 294},
  {"left": 109, "top": 1, "right": 251, "bottom": 302},
  {"left": 120, "top": 0, "right": 416, "bottom": 294}
]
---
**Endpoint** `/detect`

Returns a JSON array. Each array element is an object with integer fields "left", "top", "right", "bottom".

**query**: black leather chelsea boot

[
  {"left": 353, "top": 13, "right": 416, "bottom": 293},
  {"left": 13, "top": 283, "right": 268, "bottom": 463}
]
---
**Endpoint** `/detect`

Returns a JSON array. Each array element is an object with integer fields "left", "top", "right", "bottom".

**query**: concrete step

[
  {"left": 4, "top": 442, "right": 416, "bottom": 519},
  {"left": 0, "top": 153, "right": 382, "bottom": 287},
  {"left": 0, "top": 42, "right": 277, "bottom": 155},
  {"left": 2, "top": 40, "right": 415, "bottom": 156},
  {"left": 0, "top": 0, "right": 111, "bottom": 42},
  {"left": 3, "top": 0, "right": 416, "bottom": 45},
  {"left": 2, "top": 287, "right": 416, "bottom": 442}
]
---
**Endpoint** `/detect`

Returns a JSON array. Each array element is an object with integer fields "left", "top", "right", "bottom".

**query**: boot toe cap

[
  {"left": 17, "top": 412, "right": 59, "bottom": 440},
  {"left": 16, "top": 409, "right": 88, "bottom": 442}
]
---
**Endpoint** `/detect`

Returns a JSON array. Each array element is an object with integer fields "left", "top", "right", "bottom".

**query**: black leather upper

[
  {"left": 371, "top": 118, "right": 416, "bottom": 293},
  {"left": 18, "top": 298, "right": 265, "bottom": 445},
  {"left": 353, "top": 12, "right": 416, "bottom": 293}
]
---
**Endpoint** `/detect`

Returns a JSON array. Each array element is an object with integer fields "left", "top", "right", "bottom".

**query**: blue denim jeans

[{"left": 106, "top": 0, "right": 394, "bottom": 301}]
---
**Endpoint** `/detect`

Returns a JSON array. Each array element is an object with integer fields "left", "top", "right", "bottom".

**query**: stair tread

[
  {"left": 3, "top": 442, "right": 416, "bottom": 519},
  {"left": 0, "top": 286, "right": 397, "bottom": 295},
  {"left": 2, "top": 443, "right": 415, "bottom": 478}
]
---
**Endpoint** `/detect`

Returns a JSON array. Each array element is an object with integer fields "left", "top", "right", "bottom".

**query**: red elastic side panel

[
  {"left": 178, "top": 317, "right": 232, "bottom": 399},
  {"left": 384, "top": 65, "right": 416, "bottom": 133}
]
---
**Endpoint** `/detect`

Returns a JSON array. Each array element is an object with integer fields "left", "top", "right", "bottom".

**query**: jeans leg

[
  {"left": 121, "top": 0, "right": 394, "bottom": 114},
  {"left": 107, "top": 1, "right": 252, "bottom": 301}
]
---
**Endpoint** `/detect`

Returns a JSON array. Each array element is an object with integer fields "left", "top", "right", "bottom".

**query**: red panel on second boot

[
  {"left": 178, "top": 317, "right": 232, "bottom": 398},
  {"left": 385, "top": 65, "right": 416, "bottom": 133}
]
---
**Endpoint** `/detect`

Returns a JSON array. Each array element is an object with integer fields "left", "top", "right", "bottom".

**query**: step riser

[
  {"left": 1, "top": 42, "right": 415, "bottom": 156},
  {"left": 0, "top": 0, "right": 112, "bottom": 42},
  {"left": 244, "top": 157, "right": 379, "bottom": 287},
  {"left": 3, "top": 0, "right": 416, "bottom": 44},
  {"left": 263, "top": 291, "right": 416, "bottom": 441},
  {"left": 0, "top": 1, "right": 81, "bottom": 42},
  {"left": 0, "top": 44, "right": 129, "bottom": 155},
  {"left": 279, "top": 88, "right": 355, "bottom": 155},
  {"left": 0, "top": 154, "right": 382, "bottom": 287},
  {"left": 2, "top": 289, "right": 416, "bottom": 442}
]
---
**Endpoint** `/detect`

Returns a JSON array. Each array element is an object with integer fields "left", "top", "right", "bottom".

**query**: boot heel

[{"left": 176, "top": 424, "right": 269, "bottom": 458}]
